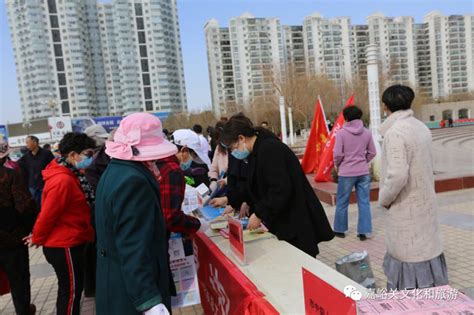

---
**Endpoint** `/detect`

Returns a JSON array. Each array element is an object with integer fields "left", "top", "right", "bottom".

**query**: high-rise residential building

[
  {"left": 205, "top": 12, "right": 473, "bottom": 114},
  {"left": 229, "top": 13, "right": 286, "bottom": 106},
  {"left": 424, "top": 12, "right": 474, "bottom": 98},
  {"left": 6, "top": 0, "right": 187, "bottom": 121},
  {"left": 205, "top": 13, "right": 286, "bottom": 116},
  {"left": 351, "top": 25, "right": 370, "bottom": 81},
  {"left": 283, "top": 25, "right": 306, "bottom": 75},
  {"left": 367, "top": 13, "right": 417, "bottom": 87},
  {"left": 414, "top": 22, "right": 432, "bottom": 96},
  {"left": 303, "top": 13, "right": 353, "bottom": 86},
  {"left": 205, "top": 19, "right": 236, "bottom": 118}
]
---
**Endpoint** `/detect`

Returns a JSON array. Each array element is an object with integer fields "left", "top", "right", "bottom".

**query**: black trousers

[
  {"left": 0, "top": 246, "right": 31, "bottom": 315},
  {"left": 43, "top": 245, "right": 85, "bottom": 315},
  {"left": 83, "top": 242, "right": 96, "bottom": 297}
]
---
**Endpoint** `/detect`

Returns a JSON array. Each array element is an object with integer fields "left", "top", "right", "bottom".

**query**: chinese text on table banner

[{"left": 193, "top": 232, "right": 279, "bottom": 315}]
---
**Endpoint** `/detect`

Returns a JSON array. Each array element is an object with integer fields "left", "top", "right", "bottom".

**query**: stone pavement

[{"left": 0, "top": 189, "right": 472, "bottom": 314}]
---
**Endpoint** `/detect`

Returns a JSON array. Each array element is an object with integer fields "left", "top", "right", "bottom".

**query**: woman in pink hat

[{"left": 95, "top": 113, "right": 176, "bottom": 315}]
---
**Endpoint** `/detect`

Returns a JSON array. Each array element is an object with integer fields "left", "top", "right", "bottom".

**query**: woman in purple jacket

[{"left": 333, "top": 106, "right": 376, "bottom": 240}]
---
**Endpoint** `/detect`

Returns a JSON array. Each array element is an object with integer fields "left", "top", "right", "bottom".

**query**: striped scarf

[{"left": 57, "top": 157, "right": 95, "bottom": 207}]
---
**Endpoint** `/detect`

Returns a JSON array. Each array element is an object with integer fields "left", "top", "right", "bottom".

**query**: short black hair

[
  {"left": 220, "top": 113, "right": 256, "bottom": 147},
  {"left": 27, "top": 135, "right": 39, "bottom": 144},
  {"left": 192, "top": 124, "right": 203, "bottom": 134},
  {"left": 343, "top": 106, "right": 363, "bottom": 122},
  {"left": 58, "top": 133, "right": 96, "bottom": 157},
  {"left": 382, "top": 85, "right": 415, "bottom": 113},
  {"left": 43, "top": 144, "right": 51, "bottom": 150}
]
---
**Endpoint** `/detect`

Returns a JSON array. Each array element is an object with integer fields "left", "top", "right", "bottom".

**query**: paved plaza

[
  {"left": 0, "top": 188, "right": 472, "bottom": 315},
  {"left": 1, "top": 126, "right": 473, "bottom": 314}
]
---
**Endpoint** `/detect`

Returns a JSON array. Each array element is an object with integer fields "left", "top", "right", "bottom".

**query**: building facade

[
  {"left": 6, "top": 0, "right": 187, "bottom": 121},
  {"left": 424, "top": 12, "right": 474, "bottom": 98},
  {"left": 205, "top": 13, "right": 286, "bottom": 117}
]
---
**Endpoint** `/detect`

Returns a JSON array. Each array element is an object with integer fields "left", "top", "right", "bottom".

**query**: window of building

[
  {"left": 459, "top": 108, "right": 469, "bottom": 119},
  {"left": 54, "top": 44, "right": 63, "bottom": 57},
  {"left": 135, "top": 3, "right": 143, "bottom": 16},
  {"left": 50, "top": 15, "right": 59, "bottom": 28},
  {"left": 142, "top": 73, "right": 150, "bottom": 85},
  {"left": 59, "top": 101, "right": 70, "bottom": 114},
  {"left": 136, "top": 17, "right": 144, "bottom": 30},
  {"left": 59, "top": 87, "right": 68, "bottom": 100},
  {"left": 140, "top": 45, "right": 147, "bottom": 57},
  {"left": 138, "top": 31, "right": 146, "bottom": 44},
  {"left": 55, "top": 58, "right": 64, "bottom": 71},
  {"left": 141, "top": 59, "right": 149, "bottom": 72},
  {"left": 48, "top": 0, "right": 57, "bottom": 13},
  {"left": 145, "top": 100, "right": 153, "bottom": 111},
  {"left": 57, "top": 73, "right": 66, "bottom": 85},
  {"left": 144, "top": 87, "right": 152, "bottom": 99},
  {"left": 52, "top": 30, "right": 61, "bottom": 42}
]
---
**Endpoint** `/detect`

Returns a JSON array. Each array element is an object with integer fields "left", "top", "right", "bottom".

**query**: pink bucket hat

[{"left": 105, "top": 113, "right": 177, "bottom": 161}]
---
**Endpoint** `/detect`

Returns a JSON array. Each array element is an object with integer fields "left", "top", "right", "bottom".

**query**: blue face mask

[
  {"left": 231, "top": 142, "right": 250, "bottom": 160},
  {"left": 180, "top": 158, "right": 193, "bottom": 171},
  {"left": 75, "top": 156, "right": 93, "bottom": 170}
]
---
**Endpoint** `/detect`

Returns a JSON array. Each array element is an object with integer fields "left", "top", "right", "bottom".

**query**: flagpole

[
  {"left": 318, "top": 95, "right": 329, "bottom": 134},
  {"left": 279, "top": 96, "right": 288, "bottom": 144},
  {"left": 288, "top": 107, "right": 294, "bottom": 145}
]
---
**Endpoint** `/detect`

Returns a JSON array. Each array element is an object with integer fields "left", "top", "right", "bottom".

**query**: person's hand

[
  {"left": 143, "top": 304, "right": 169, "bottom": 315},
  {"left": 198, "top": 218, "right": 209, "bottom": 233},
  {"left": 248, "top": 213, "right": 262, "bottom": 231},
  {"left": 223, "top": 205, "right": 234, "bottom": 216},
  {"left": 209, "top": 196, "right": 228, "bottom": 208},
  {"left": 239, "top": 202, "right": 250, "bottom": 218},
  {"left": 217, "top": 178, "right": 227, "bottom": 189},
  {"left": 22, "top": 234, "right": 38, "bottom": 248},
  {"left": 209, "top": 181, "right": 218, "bottom": 192}
]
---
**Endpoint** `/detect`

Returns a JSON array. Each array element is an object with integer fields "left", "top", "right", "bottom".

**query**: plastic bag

[{"left": 336, "top": 250, "right": 376, "bottom": 289}]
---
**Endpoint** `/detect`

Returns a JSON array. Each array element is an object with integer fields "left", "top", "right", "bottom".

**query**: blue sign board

[
  {"left": 93, "top": 116, "right": 123, "bottom": 132},
  {"left": 152, "top": 112, "right": 171, "bottom": 121},
  {"left": 0, "top": 125, "right": 8, "bottom": 141}
]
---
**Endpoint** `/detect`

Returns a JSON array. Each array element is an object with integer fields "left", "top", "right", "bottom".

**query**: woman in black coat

[{"left": 220, "top": 114, "right": 334, "bottom": 257}]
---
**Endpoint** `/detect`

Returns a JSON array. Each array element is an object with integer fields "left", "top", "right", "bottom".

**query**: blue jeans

[
  {"left": 334, "top": 175, "right": 372, "bottom": 235},
  {"left": 29, "top": 187, "right": 43, "bottom": 208}
]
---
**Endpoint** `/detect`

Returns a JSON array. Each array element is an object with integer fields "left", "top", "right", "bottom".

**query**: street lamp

[{"left": 41, "top": 93, "right": 59, "bottom": 117}]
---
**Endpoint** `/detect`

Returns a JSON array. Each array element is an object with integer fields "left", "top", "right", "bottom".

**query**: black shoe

[
  {"left": 29, "top": 304, "right": 36, "bottom": 315},
  {"left": 334, "top": 232, "right": 345, "bottom": 238},
  {"left": 357, "top": 234, "right": 367, "bottom": 241}
]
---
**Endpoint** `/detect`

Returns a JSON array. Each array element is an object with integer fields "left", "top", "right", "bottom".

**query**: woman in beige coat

[{"left": 378, "top": 85, "right": 448, "bottom": 290}]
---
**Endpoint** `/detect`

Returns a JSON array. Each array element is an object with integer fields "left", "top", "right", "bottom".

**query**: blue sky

[{"left": 1, "top": 0, "right": 472, "bottom": 124}]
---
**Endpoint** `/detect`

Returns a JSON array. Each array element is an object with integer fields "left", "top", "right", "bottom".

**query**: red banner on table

[
  {"left": 228, "top": 218, "right": 245, "bottom": 264},
  {"left": 193, "top": 232, "right": 279, "bottom": 315},
  {"left": 302, "top": 268, "right": 357, "bottom": 315}
]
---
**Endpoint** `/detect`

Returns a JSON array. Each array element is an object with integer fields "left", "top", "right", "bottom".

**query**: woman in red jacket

[{"left": 25, "top": 133, "right": 96, "bottom": 315}]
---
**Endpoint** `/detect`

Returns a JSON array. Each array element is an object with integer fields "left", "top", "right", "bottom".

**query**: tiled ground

[
  {"left": 318, "top": 188, "right": 474, "bottom": 295},
  {"left": 0, "top": 189, "right": 472, "bottom": 314}
]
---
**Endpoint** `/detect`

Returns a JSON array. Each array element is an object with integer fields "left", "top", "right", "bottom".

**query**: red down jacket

[{"left": 32, "top": 160, "right": 94, "bottom": 247}]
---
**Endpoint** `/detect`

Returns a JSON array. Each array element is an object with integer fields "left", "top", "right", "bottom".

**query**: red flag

[
  {"left": 301, "top": 97, "right": 329, "bottom": 174},
  {"left": 315, "top": 94, "right": 355, "bottom": 182}
]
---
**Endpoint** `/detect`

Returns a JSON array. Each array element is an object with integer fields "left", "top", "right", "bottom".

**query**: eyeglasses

[{"left": 80, "top": 150, "right": 95, "bottom": 158}]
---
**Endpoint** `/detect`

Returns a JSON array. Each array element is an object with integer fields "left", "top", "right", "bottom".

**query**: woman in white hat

[{"left": 172, "top": 129, "right": 211, "bottom": 187}]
